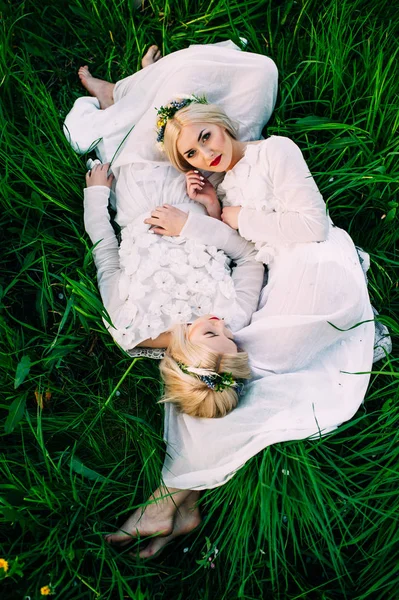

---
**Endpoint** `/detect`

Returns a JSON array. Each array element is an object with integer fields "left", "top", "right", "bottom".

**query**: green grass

[{"left": 1, "top": 0, "right": 398, "bottom": 598}]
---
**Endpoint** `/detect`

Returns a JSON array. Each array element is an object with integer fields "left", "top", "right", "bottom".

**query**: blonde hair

[
  {"left": 159, "top": 324, "right": 251, "bottom": 418},
  {"left": 163, "top": 102, "right": 238, "bottom": 172}
]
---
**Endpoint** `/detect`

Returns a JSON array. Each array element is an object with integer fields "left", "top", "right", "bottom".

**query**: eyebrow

[{"left": 183, "top": 129, "right": 205, "bottom": 156}]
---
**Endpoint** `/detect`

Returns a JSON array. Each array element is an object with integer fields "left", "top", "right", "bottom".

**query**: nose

[{"left": 199, "top": 147, "right": 214, "bottom": 159}]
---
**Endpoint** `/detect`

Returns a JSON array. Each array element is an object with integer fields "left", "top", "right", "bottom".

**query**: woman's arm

[{"left": 228, "top": 136, "right": 330, "bottom": 245}]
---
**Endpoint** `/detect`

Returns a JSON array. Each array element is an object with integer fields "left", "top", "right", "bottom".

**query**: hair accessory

[
  {"left": 155, "top": 95, "right": 208, "bottom": 144},
  {"left": 177, "top": 362, "right": 244, "bottom": 394}
]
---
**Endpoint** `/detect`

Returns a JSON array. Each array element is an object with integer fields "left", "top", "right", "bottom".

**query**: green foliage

[{"left": 0, "top": 0, "right": 398, "bottom": 599}]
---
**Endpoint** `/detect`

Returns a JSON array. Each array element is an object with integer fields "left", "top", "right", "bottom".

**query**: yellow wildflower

[
  {"left": 0, "top": 558, "right": 9, "bottom": 572},
  {"left": 40, "top": 585, "right": 52, "bottom": 596}
]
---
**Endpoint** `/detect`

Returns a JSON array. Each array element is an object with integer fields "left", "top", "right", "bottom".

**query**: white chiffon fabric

[
  {"left": 65, "top": 43, "right": 377, "bottom": 491},
  {"left": 161, "top": 138, "right": 375, "bottom": 490}
]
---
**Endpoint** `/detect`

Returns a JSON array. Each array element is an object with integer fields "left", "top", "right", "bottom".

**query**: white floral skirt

[{"left": 109, "top": 214, "right": 246, "bottom": 351}]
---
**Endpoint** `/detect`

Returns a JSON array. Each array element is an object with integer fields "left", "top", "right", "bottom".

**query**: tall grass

[{"left": 0, "top": 0, "right": 398, "bottom": 598}]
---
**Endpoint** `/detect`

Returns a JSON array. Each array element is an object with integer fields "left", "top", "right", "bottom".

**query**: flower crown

[
  {"left": 155, "top": 95, "right": 208, "bottom": 144},
  {"left": 177, "top": 362, "right": 245, "bottom": 395}
]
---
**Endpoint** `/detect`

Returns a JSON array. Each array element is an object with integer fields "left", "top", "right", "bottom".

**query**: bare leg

[
  {"left": 138, "top": 491, "right": 201, "bottom": 558},
  {"left": 78, "top": 46, "right": 162, "bottom": 109},
  {"left": 105, "top": 486, "right": 192, "bottom": 545}
]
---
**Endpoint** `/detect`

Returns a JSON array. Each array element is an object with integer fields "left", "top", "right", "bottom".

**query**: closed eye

[{"left": 205, "top": 332, "right": 217, "bottom": 337}]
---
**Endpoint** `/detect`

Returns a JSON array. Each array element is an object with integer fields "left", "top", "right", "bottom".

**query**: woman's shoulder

[{"left": 257, "top": 135, "right": 300, "bottom": 152}]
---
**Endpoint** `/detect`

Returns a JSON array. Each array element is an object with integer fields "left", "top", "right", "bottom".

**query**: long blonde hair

[
  {"left": 163, "top": 102, "right": 238, "bottom": 172},
  {"left": 159, "top": 324, "right": 250, "bottom": 418}
]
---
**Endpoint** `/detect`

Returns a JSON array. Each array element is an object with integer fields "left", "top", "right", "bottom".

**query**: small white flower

[
  {"left": 136, "top": 258, "right": 157, "bottom": 281},
  {"left": 119, "top": 245, "right": 141, "bottom": 276},
  {"left": 183, "top": 547, "right": 189, "bottom": 553},
  {"left": 153, "top": 271, "right": 176, "bottom": 292},
  {"left": 169, "top": 262, "right": 193, "bottom": 277},
  {"left": 123, "top": 300, "right": 138, "bottom": 323},
  {"left": 139, "top": 315, "right": 164, "bottom": 339},
  {"left": 190, "top": 294, "right": 213, "bottom": 315},
  {"left": 187, "top": 271, "right": 215, "bottom": 296},
  {"left": 129, "top": 281, "right": 151, "bottom": 300},
  {"left": 218, "top": 276, "right": 236, "bottom": 299},
  {"left": 188, "top": 250, "right": 210, "bottom": 268},
  {"left": 329, "top": 177, "right": 335, "bottom": 182},
  {"left": 206, "top": 258, "right": 228, "bottom": 281},
  {"left": 148, "top": 293, "right": 170, "bottom": 316},
  {"left": 207, "top": 245, "right": 219, "bottom": 258},
  {"left": 112, "top": 326, "right": 136, "bottom": 350},
  {"left": 162, "top": 300, "right": 192, "bottom": 323},
  {"left": 149, "top": 243, "right": 170, "bottom": 266},
  {"left": 185, "top": 240, "right": 206, "bottom": 254},
  {"left": 281, "top": 469, "right": 290, "bottom": 476},
  {"left": 173, "top": 283, "right": 189, "bottom": 300},
  {"left": 169, "top": 249, "right": 188, "bottom": 264}
]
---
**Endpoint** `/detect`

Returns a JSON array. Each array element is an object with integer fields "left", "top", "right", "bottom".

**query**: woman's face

[
  {"left": 176, "top": 123, "right": 234, "bottom": 172},
  {"left": 188, "top": 315, "right": 237, "bottom": 354}
]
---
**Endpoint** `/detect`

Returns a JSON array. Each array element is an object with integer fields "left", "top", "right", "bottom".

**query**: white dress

[
  {"left": 83, "top": 187, "right": 264, "bottom": 350},
  {"left": 161, "top": 137, "right": 376, "bottom": 490}
]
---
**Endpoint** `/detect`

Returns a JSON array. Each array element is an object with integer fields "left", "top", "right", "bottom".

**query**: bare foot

[
  {"left": 105, "top": 505, "right": 174, "bottom": 546},
  {"left": 78, "top": 66, "right": 115, "bottom": 109},
  {"left": 138, "top": 493, "right": 201, "bottom": 558},
  {"left": 141, "top": 45, "right": 162, "bottom": 68},
  {"left": 105, "top": 486, "right": 193, "bottom": 545}
]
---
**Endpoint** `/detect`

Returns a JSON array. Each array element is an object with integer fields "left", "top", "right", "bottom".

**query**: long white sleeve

[
  {"left": 238, "top": 137, "right": 330, "bottom": 245},
  {"left": 83, "top": 186, "right": 125, "bottom": 325},
  {"left": 181, "top": 213, "right": 264, "bottom": 324}
]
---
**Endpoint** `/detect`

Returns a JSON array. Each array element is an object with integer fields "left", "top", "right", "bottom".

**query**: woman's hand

[
  {"left": 186, "top": 170, "right": 221, "bottom": 219},
  {"left": 221, "top": 206, "right": 241, "bottom": 230},
  {"left": 85, "top": 163, "right": 114, "bottom": 188},
  {"left": 144, "top": 205, "right": 188, "bottom": 236},
  {"left": 186, "top": 170, "right": 218, "bottom": 205}
]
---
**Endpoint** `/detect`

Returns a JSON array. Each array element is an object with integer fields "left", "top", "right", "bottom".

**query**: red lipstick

[
  {"left": 209, "top": 316, "right": 220, "bottom": 320},
  {"left": 210, "top": 155, "right": 222, "bottom": 167}
]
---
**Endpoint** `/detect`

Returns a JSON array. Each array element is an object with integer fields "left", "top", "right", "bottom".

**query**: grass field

[{"left": 1, "top": 0, "right": 398, "bottom": 598}]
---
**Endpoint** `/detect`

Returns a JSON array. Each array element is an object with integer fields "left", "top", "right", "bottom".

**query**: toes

[
  {"left": 78, "top": 66, "right": 91, "bottom": 78},
  {"left": 138, "top": 538, "right": 168, "bottom": 558},
  {"left": 148, "top": 44, "right": 159, "bottom": 57},
  {"left": 154, "top": 50, "right": 162, "bottom": 62},
  {"left": 105, "top": 531, "right": 134, "bottom": 545}
]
